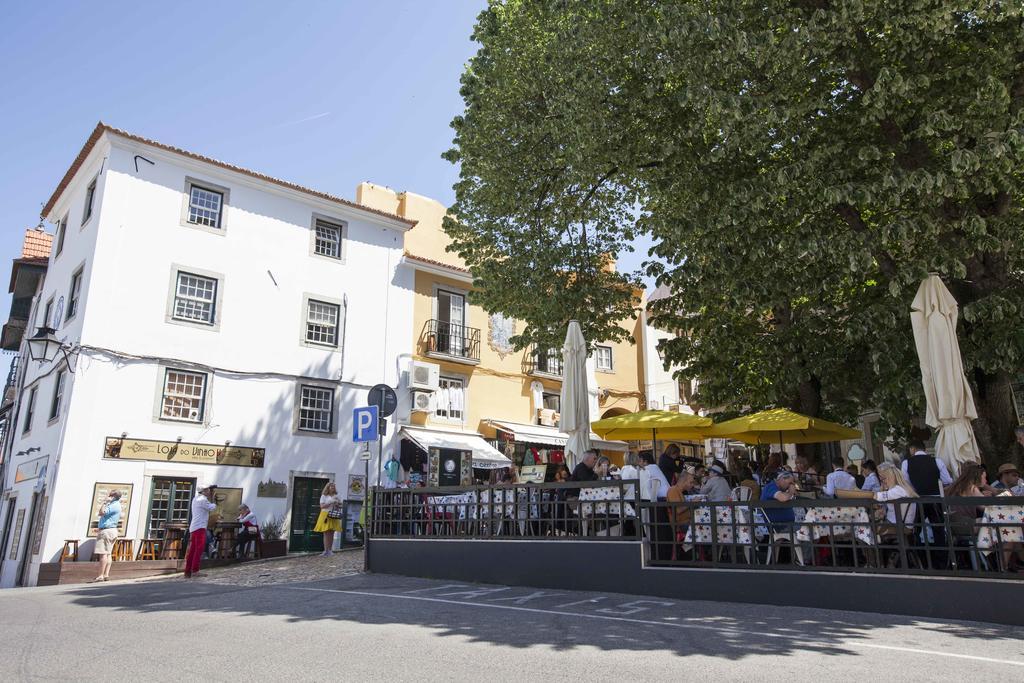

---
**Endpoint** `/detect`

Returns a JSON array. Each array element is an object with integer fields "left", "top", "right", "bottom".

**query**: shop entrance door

[
  {"left": 290, "top": 476, "right": 328, "bottom": 552},
  {"left": 146, "top": 477, "right": 196, "bottom": 539}
]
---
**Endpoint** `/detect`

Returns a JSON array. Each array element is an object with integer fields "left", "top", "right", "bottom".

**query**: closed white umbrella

[
  {"left": 560, "top": 320, "right": 592, "bottom": 468},
  {"left": 910, "top": 274, "right": 980, "bottom": 477}
]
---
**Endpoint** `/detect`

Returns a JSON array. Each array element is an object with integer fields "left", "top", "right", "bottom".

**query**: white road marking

[{"left": 286, "top": 586, "right": 1024, "bottom": 668}]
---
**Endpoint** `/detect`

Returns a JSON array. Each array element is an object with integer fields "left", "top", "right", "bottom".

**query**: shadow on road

[{"left": 60, "top": 572, "right": 1024, "bottom": 661}]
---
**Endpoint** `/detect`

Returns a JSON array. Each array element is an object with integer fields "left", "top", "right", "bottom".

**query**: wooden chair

[
  {"left": 112, "top": 538, "right": 134, "bottom": 562},
  {"left": 160, "top": 526, "right": 187, "bottom": 559},
  {"left": 136, "top": 538, "right": 161, "bottom": 561},
  {"left": 60, "top": 540, "right": 80, "bottom": 563}
]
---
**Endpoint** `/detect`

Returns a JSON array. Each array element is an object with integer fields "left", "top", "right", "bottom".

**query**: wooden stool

[
  {"left": 136, "top": 538, "right": 161, "bottom": 561},
  {"left": 60, "top": 540, "right": 80, "bottom": 563},
  {"left": 112, "top": 538, "right": 134, "bottom": 562},
  {"left": 160, "top": 527, "right": 186, "bottom": 559},
  {"left": 240, "top": 533, "right": 262, "bottom": 560},
  {"left": 217, "top": 526, "right": 238, "bottom": 559}
]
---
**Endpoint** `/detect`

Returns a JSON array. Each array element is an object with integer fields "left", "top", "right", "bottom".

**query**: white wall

[
  {"left": 0, "top": 132, "right": 414, "bottom": 586},
  {"left": 641, "top": 310, "right": 691, "bottom": 414}
]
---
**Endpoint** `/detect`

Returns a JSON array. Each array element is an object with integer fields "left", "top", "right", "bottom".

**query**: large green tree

[{"left": 446, "top": 0, "right": 1024, "bottom": 464}]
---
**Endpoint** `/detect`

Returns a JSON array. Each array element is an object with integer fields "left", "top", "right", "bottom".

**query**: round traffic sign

[{"left": 368, "top": 384, "right": 398, "bottom": 417}]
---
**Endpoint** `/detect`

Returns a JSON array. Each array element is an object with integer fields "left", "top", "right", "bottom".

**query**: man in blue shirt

[
  {"left": 760, "top": 471, "right": 798, "bottom": 530},
  {"left": 92, "top": 490, "right": 122, "bottom": 582}
]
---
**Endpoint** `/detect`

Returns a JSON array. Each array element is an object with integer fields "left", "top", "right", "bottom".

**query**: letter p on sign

[{"left": 353, "top": 405, "right": 379, "bottom": 443}]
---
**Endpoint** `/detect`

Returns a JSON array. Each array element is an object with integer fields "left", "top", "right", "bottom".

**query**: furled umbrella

[
  {"left": 910, "top": 274, "right": 980, "bottom": 477},
  {"left": 560, "top": 320, "right": 592, "bottom": 469}
]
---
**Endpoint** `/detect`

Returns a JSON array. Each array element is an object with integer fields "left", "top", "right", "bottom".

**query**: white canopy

[
  {"left": 910, "top": 274, "right": 980, "bottom": 476},
  {"left": 486, "top": 419, "right": 628, "bottom": 452},
  {"left": 401, "top": 426, "right": 513, "bottom": 470}
]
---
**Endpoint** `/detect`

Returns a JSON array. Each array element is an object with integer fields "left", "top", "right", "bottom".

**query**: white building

[
  {"left": 0, "top": 123, "right": 416, "bottom": 587},
  {"left": 640, "top": 285, "right": 694, "bottom": 415}
]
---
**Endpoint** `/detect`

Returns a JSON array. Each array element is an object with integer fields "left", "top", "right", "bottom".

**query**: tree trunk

[
  {"left": 793, "top": 375, "right": 824, "bottom": 468},
  {"left": 972, "top": 369, "right": 1020, "bottom": 470}
]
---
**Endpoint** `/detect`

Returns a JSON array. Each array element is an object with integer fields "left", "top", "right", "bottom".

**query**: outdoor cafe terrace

[{"left": 370, "top": 480, "right": 1024, "bottom": 579}]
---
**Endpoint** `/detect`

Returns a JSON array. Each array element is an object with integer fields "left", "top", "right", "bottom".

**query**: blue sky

[{"left": 0, "top": 1, "right": 652, "bottom": 356}]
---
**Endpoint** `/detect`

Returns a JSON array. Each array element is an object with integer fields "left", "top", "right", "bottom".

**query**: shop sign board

[
  {"left": 14, "top": 456, "right": 48, "bottom": 483},
  {"left": 104, "top": 437, "right": 265, "bottom": 468},
  {"left": 86, "top": 483, "right": 135, "bottom": 537}
]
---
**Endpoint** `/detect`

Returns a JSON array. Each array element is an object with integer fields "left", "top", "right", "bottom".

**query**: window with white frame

[
  {"left": 66, "top": 267, "right": 83, "bottom": 320},
  {"left": 435, "top": 376, "right": 465, "bottom": 421},
  {"left": 297, "top": 385, "right": 334, "bottom": 433},
  {"left": 22, "top": 386, "right": 36, "bottom": 433},
  {"left": 542, "top": 392, "right": 560, "bottom": 412},
  {"left": 49, "top": 370, "right": 66, "bottom": 420},
  {"left": 187, "top": 184, "right": 224, "bottom": 228},
  {"left": 82, "top": 177, "right": 97, "bottom": 225},
  {"left": 173, "top": 271, "right": 218, "bottom": 324},
  {"left": 595, "top": 345, "right": 614, "bottom": 371},
  {"left": 55, "top": 216, "right": 67, "bottom": 256},
  {"left": 313, "top": 219, "right": 343, "bottom": 259},
  {"left": 160, "top": 369, "right": 207, "bottom": 422},
  {"left": 305, "top": 299, "right": 340, "bottom": 346}
]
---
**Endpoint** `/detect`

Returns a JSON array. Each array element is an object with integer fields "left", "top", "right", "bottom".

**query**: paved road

[{"left": 1, "top": 567, "right": 1022, "bottom": 681}]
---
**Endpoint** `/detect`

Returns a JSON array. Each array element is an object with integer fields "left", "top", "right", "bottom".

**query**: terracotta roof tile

[
  {"left": 21, "top": 228, "right": 53, "bottom": 259},
  {"left": 41, "top": 123, "right": 417, "bottom": 229},
  {"left": 404, "top": 252, "right": 471, "bottom": 274}
]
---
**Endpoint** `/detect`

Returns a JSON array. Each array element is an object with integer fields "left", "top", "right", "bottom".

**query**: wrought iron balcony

[
  {"left": 527, "top": 345, "right": 563, "bottom": 378},
  {"left": 423, "top": 319, "right": 481, "bottom": 364}
]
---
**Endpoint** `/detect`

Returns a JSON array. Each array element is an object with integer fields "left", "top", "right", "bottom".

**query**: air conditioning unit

[
  {"left": 538, "top": 409, "right": 560, "bottom": 427},
  {"left": 410, "top": 361, "right": 440, "bottom": 391},
  {"left": 412, "top": 390, "right": 433, "bottom": 413}
]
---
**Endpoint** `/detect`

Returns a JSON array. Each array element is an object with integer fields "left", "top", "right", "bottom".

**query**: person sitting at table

[
  {"left": 699, "top": 461, "right": 732, "bottom": 502},
  {"left": 840, "top": 462, "right": 917, "bottom": 539},
  {"left": 945, "top": 464, "right": 992, "bottom": 539},
  {"left": 570, "top": 450, "right": 599, "bottom": 483},
  {"left": 691, "top": 464, "right": 707, "bottom": 489},
  {"left": 760, "top": 471, "right": 798, "bottom": 532},
  {"left": 823, "top": 455, "right": 858, "bottom": 498},
  {"left": 594, "top": 456, "right": 611, "bottom": 480},
  {"left": 234, "top": 504, "right": 260, "bottom": 558},
  {"left": 992, "top": 463, "right": 1024, "bottom": 495},
  {"left": 846, "top": 464, "right": 865, "bottom": 489},
  {"left": 762, "top": 453, "right": 783, "bottom": 483},
  {"left": 860, "top": 460, "right": 881, "bottom": 492},
  {"left": 738, "top": 466, "right": 760, "bottom": 500},
  {"left": 667, "top": 471, "right": 698, "bottom": 555}
]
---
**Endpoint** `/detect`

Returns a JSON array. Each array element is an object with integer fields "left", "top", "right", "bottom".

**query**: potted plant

[{"left": 260, "top": 515, "right": 287, "bottom": 558}]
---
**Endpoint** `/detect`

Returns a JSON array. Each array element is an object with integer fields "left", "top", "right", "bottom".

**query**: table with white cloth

[
  {"left": 976, "top": 502, "right": 1024, "bottom": 551},
  {"left": 796, "top": 505, "right": 876, "bottom": 545},
  {"left": 684, "top": 505, "right": 754, "bottom": 550},
  {"left": 578, "top": 487, "right": 636, "bottom": 518}
]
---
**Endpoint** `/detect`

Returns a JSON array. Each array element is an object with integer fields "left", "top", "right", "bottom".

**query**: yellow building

[{"left": 356, "top": 183, "right": 644, "bottom": 476}]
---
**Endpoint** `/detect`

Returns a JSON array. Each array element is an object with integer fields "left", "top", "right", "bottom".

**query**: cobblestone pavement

[{"left": 192, "top": 548, "right": 364, "bottom": 587}]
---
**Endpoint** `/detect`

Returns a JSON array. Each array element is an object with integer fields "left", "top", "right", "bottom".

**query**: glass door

[
  {"left": 146, "top": 477, "right": 196, "bottom": 539},
  {"left": 436, "top": 290, "right": 465, "bottom": 355}
]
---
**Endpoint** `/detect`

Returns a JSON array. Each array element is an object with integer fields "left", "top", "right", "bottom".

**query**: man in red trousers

[{"left": 184, "top": 484, "right": 218, "bottom": 578}]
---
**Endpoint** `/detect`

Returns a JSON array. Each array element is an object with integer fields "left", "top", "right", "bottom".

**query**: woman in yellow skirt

[{"left": 313, "top": 481, "right": 343, "bottom": 556}]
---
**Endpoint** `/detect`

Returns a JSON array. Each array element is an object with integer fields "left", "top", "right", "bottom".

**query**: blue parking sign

[{"left": 352, "top": 405, "right": 379, "bottom": 443}]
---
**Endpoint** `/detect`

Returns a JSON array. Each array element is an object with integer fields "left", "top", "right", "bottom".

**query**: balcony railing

[
  {"left": 527, "top": 345, "right": 563, "bottom": 377},
  {"left": 423, "top": 319, "right": 481, "bottom": 363}
]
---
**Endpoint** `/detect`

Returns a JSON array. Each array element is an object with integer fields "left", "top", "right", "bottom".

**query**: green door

[{"left": 290, "top": 476, "right": 328, "bottom": 552}]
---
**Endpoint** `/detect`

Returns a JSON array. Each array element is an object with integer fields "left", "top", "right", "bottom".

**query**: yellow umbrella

[
  {"left": 705, "top": 408, "right": 861, "bottom": 447},
  {"left": 591, "top": 410, "right": 713, "bottom": 441}
]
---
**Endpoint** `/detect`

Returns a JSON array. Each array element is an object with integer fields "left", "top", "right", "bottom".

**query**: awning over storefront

[
  {"left": 401, "top": 426, "right": 513, "bottom": 470},
  {"left": 485, "top": 419, "right": 628, "bottom": 453}
]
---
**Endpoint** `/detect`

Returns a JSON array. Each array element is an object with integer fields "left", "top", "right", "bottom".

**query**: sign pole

[{"left": 362, "top": 442, "right": 370, "bottom": 570}]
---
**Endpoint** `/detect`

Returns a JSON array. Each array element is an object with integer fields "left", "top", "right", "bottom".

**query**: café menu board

[
  {"left": 104, "top": 437, "right": 265, "bottom": 468},
  {"left": 87, "top": 483, "right": 134, "bottom": 537}
]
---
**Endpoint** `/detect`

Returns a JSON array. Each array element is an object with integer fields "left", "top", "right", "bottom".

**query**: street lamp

[{"left": 27, "top": 326, "right": 77, "bottom": 372}]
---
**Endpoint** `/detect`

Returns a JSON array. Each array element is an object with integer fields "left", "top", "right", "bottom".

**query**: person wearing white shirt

[
  {"left": 184, "top": 484, "right": 218, "bottom": 578},
  {"left": 823, "top": 456, "right": 858, "bottom": 497},
  {"left": 901, "top": 450, "right": 953, "bottom": 488},
  {"left": 860, "top": 460, "right": 881, "bottom": 493},
  {"left": 619, "top": 452, "right": 641, "bottom": 501}
]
